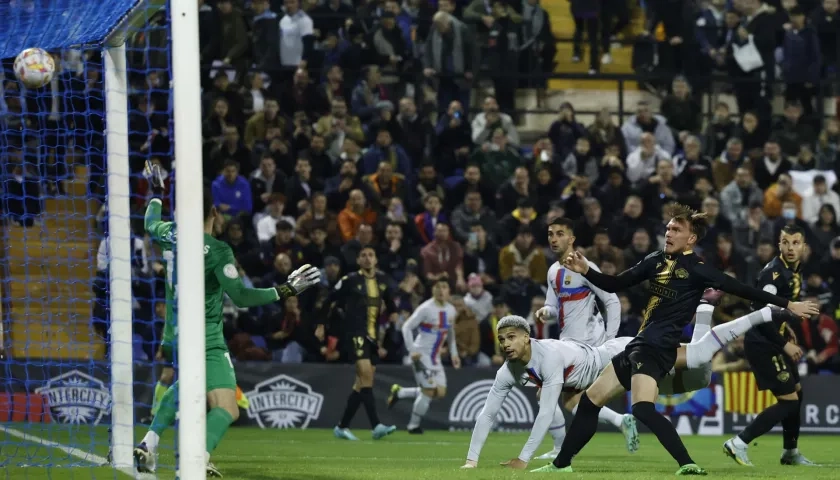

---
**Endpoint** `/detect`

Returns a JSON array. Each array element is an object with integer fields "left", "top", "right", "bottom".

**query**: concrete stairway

[{"left": 6, "top": 172, "right": 104, "bottom": 360}]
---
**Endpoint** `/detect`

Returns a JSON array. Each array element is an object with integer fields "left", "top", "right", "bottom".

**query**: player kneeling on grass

[
  {"left": 134, "top": 162, "right": 321, "bottom": 477},
  {"left": 387, "top": 278, "right": 461, "bottom": 433}
]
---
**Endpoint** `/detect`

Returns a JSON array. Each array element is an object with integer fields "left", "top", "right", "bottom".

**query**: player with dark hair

[
  {"left": 532, "top": 203, "right": 820, "bottom": 475},
  {"left": 723, "top": 224, "right": 817, "bottom": 466},
  {"left": 315, "top": 245, "right": 398, "bottom": 440},
  {"left": 135, "top": 163, "right": 320, "bottom": 476}
]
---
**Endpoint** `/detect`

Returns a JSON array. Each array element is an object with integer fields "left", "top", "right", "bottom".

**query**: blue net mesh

[{"left": 0, "top": 0, "right": 170, "bottom": 476}]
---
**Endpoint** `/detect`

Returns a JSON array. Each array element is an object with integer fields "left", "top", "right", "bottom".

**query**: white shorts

[
  {"left": 595, "top": 337, "right": 633, "bottom": 369},
  {"left": 412, "top": 357, "right": 447, "bottom": 389}
]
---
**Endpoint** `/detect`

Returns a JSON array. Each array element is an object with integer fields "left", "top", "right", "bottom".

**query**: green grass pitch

[{"left": 2, "top": 425, "right": 839, "bottom": 479}]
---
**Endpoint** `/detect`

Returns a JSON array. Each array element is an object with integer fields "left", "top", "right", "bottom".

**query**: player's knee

[{"left": 630, "top": 401, "right": 657, "bottom": 420}]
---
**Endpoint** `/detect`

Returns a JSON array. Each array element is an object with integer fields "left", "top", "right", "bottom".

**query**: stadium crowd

[{"left": 1, "top": 0, "right": 840, "bottom": 374}]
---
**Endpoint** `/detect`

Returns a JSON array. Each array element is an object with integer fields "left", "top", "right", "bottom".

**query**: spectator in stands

[
  {"left": 472, "top": 96, "right": 520, "bottom": 147},
  {"left": 616, "top": 293, "right": 641, "bottom": 338},
  {"left": 795, "top": 144, "right": 819, "bottom": 171},
  {"left": 362, "top": 161, "right": 407, "bottom": 212},
  {"left": 393, "top": 97, "right": 433, "bottom": 168},
  {"left": 569, "top": 0, "right": 600, "bottom": 73},
  {"left": 212, "top": 160, "right": 253, "bottom": 218},
  {"left": 360, "top": 128, "right": 412, "bottom": 178},
  {"left": 350, "top": 65, "right": 389, "bottom": 125},
  {"left": 586, "top": 228, "right": 625, "bottom": 272},
  {"left": 325, "top": 160, "right": 368, "bottom": 212},
  {"left": 223, "top": 219, "right": 258, "bottom": 261},
  {"left": 621, "top": 100, "right": 676, "bottom": 154},
  {"left": 703, "top": 102, "right": 737, "bottom": 159},
  {"left": 673, "top": 135, "right": 713, "bottom": 191},
  {"left": 255, "top": 194, "right": 295, "bottom": 243},
  {"left": 421, "top": 222, "right": 465, "bottom": 291},
  {"left": 623, "top": 228, "right": 655, "bottom": 268},
  {"left": 6, "top": 164, "right": 42, "bottom": 227},
  {"left": 499, "top": 263, "right": 543, "bottom": 317},
  {"left": 297, "top": 192, "right": 339, "bottom": 245},
  {"left": 499, "top": 198, "right": 539, "bottom": 243},
  {"left": 337, "top": 188, "right": 377, "bottom": 242},
  {"left": 446, "top": 164, "right": 495, "bottom": 212},
  {"left": 249, "top": 0, "right": 280, "bottom": 74},
  {"left": 463, "top": 222, "right": 500, "bottom": 286},
  {"left": 802, "top": 175, "right": 840, "bottom": 224},
  {"left": 733, "top": 201, "right": 775, "bottom": 259},
  {"left": 315, "top": 98, "right": 366, "bottom": 159},
  {"left": 721, "top": 167, "right": 764, "bottom": 225},
  {"left": 610, "top": 195, "right": 656, "bottom": 248},
  {"left": 451, "top": 189, "right": 497, "bottom": 243},
  {"left": 452, "top": 294, "right": 481, "bottom": 366},
  {"left": 498, "top": 226, "right": 547, "bottom": 283},
  {"left": 284, "top": 157, "right": 321, "bottom": 217},
  {"left": 712, "top": 137, "right": 745, "bottom": 191},
  {"left": 471, "top": 128, "right": 522, "bottom": 189},
  {"left": 561, "top": 137, "right": 599, "bottom": 187},
  {"left": 772, "top": 101, "right": 817, "bottom": 158},
  {"left": 244, "top": 99, "right": 285, "bottom": 151},
  {"left": 250, "top": 154, "right": 285, "bottom": 215},
  {"left": 310, "top": 0, "right": 354, "bottom": 38},
  {"left": 424, "top": 11, "right": 475, "bottom": 114},
  {"left": 730, "top": 0, "right": 778, "bottom": 123},
  {"left": 414, "top": 192, "right": 447, "bottom": 244},
  {"left": 378, "top": 197, "right": 416, "bottom": 243},
  {"left": 773, "top": 200, "right": 814, "bottom": 241},
  {"left": 595, "top": 164, "right": 630, "bottom": 215},
  {"left": 280, "top": 68, "right": 325, "bottom": 120},
  {"left": 782, "top": 6, "right": 821, "bottom": 115},
  {"left": 734, "top": 111, "right": 768, "bottom": 158},
  {"left": 478, "top": 298, "right": 510, "bottom": 366},
  {"left": 372, "top": 11, "right": 412, "bottom": 82},
  {"left": 434, "top": 101, "right": 473, "bottom": 176},
  {"left": 660, "top": 76, "right": 701, "bottom": 135},
  {"left": 744, "top": 239, "right": 776, "bottom": 284},
  {"left": 810, "top": 205, "right": 840, "bottom": 253},
  {"left": 464, "top": 273, "right": 493, "bottom": 321},
  {"left": 587, "top": 108, "right": 627, "bottom": 159},
  {"left": 800, "top": 294, "right": 840, "bottom": 374},
  {"left": 299, "top": 133, "right": 333, "bottom": 180},
  {"left": 810, "top": 0, "right": 839, "bottom": 79},
  {"left": 546, "top": 102, "right": 585, "bottom": 160},
  {"left": 753, "top": 141, "right": 792, "bottom": 190},
  {"left": 707, "top": 232, "right": 748, "bottom": 280},
  {"left": 278, "top": 0, "right": 315, "bottom": 82},
  {"left": 639, "top": 159, "right": 680, "bottom": 215},
  {"left": 199, "top": 0, "right": 221, "bottom": 70},
  {"left": 216, "top": 0, "right": 249, "bottom": 78},
  {"left": 302, "top": 226, "right": 340, "bottom": 268},
  {"left": 210, "top": 125, "right": 252, "bottom": 179},
  {"left": 625, "top": 132, "right": 672, "bottom": 186},
  {"left": 763, "top": 173, "right": 802, "bottom": 219},
  {"left": 575, "top": 197, "right": 607, "bottom": 248},
  {"left": 379, "top": 221, "right": 414, "bottom": 280}
]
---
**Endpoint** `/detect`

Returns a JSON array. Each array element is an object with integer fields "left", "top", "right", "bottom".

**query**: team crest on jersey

[
  {"left": 379, "top": 283, "right": 386, "bottom": 291},
  {"left": 35, "top": 370, "right": 112, "bottom": 425},
  {"left": 777, "top": 371, "right": 791, "bottom": 382},
  {"left": 564, "top": 277, "right": 571, "bottom": 285},
  {"left": 245, "top": 374, "right": 324, "bottom": 429},
  {"left": 675, "top": 268, "right": 689, "bottom": 279},
  {"left": 773, "top": 272, "right": 780, "bottom": 280}
]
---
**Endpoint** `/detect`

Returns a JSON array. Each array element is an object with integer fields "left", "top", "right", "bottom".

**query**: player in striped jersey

[
  {"left": 387, "top": 278, "right": 460, "bottom": 433},
  {"left": 532, "top": 217, "right": 637, "bottom": 458}
]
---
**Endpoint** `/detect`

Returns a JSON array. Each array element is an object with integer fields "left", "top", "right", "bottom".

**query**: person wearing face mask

[{"left": 772, "top": 200, "right": 815, "bottom": 246}]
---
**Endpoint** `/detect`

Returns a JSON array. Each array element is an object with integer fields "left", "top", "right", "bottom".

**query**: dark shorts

[
  {"left": 346, "top": 335, "right": 379, "bottom": 366},
  {"left": 612, "top": 342, "right": 678, "bottom": 391},
  {"left": 744, "top": 342, "right": 800, "bottom": 396}
]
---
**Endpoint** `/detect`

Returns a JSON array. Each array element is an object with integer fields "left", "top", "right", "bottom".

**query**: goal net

[{"left": 0, "top": 0, "right": 172, "bottom": 477}]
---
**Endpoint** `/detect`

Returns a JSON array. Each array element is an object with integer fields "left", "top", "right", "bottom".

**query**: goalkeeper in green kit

[{"left": 134, "top": 162, "right": 320, "bottom": 477}]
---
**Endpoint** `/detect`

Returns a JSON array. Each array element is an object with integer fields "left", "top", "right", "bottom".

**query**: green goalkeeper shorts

[{"left": 206, "top": 347, "right": 237, "bottom": 392}]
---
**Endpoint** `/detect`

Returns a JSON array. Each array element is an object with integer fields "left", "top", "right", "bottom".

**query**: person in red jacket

[{"left": 799, "top": 296, "right": 840, "bottom": 374}]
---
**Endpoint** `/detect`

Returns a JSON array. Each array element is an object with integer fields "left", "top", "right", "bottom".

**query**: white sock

[
  {"left": 408, "top": 394, "right": 432, "bottom": 429},
  {"left": 686, "top": 308, "right": 770, "bottom": 368},
  {"left": 693, "top": 304, "right": 714, "bottom": 341},
  {"left": 598, "top": 407, "right": 625, "bottom": 428},
  {"left": 397, "top": 387, "right": 419, "bottom": 399},
  {"left": 142, "top": 431, "right": 159, "bottom": 452},
  {"left": 733, "top": 436, "right": 748, "bottom": 449},
  {"left": 205, "top": 451, "right": 210, "bottom": 464},
  {"left": 548, "top": 406, "right": 567, "bottom": 449}
]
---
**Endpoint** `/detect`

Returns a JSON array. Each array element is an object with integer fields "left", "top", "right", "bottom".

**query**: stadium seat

[{"left": 250, "top": 335, "right": 268, "bottom": 350}]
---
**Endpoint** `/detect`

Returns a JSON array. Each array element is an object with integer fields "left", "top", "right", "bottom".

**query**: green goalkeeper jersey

[{"left": 144, "top": 199, "right": 281, "bottom": 351}]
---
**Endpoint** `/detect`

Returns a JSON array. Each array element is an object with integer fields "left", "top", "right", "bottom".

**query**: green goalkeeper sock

[
  {"left": 150, "top": 381, "right": 169, "bottom": 416},
  {"left": 206, "top": 407, "right": 234, "bottom": 454},
  {"left": 150, "top": 381, "right": 178, "bottom": 436}
]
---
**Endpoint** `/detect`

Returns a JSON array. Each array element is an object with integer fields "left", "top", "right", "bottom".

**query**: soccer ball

[{"left": 14, "top": 48, "right": 55, "bottom": 89}]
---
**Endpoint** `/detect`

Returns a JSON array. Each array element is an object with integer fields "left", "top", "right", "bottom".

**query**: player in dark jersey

[
  {"left": 531, "top": 203, "right": 820, "bottom": 475},
  {"left": 723, "top": 225, "right": 816, "bottom": 466},
  {"left": 315, "top": 245, "right": 398, "bottom": 441}
]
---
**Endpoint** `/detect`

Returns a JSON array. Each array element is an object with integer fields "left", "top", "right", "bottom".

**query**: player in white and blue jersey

[
  {"left": 387, "top": 278, "right": 460, "bottom": 433},
  {"left": 532, "top": 217, "right": 638, "bottom": 459}
]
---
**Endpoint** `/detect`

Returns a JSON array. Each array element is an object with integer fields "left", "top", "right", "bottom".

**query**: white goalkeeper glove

[
  {"left": 143, "top": 160, "right": 165, "bottom": 197},
  {"left": 534, "top": 306, "right": 557, "bottom": 324},
  {"left": 285, "top": 264, "right": 321, "bottom": 295}
]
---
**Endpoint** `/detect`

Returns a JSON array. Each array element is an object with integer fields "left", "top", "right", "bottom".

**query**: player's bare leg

[{"left": 531, "top": 363, "right": 626, "bottom": 472}]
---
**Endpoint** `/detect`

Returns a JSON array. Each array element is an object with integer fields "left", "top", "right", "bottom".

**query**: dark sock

[
  {"left": 358, "top": 387, "right": 381, "bottom": 428},
  {"left": 739, "top": 399, "right": 799, "bottom": 444},
  {"left": 781, "top": 393, "right": 802, "bottom": 450},
  {"left": 632, "top": 401, "right": 694, "bottom": 466},
  {"left": 339, "top": 390, "right": 361, "bottom": 429},
  {"left": 553, "top": 392, "right": 601, "bottom": 468}
]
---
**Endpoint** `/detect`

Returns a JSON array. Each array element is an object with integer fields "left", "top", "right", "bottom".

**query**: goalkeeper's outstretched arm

[{"left": 144, "top": 198, "right": 175, "bottom": 244}]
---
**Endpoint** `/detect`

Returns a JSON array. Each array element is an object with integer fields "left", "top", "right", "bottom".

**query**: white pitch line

[{"left": 0, "top": 425, "right": 138, "bottom": 478}]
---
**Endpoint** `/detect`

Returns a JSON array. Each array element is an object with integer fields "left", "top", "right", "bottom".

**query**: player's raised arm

[
  {"left": 564, "top": 251, "right": 657, "bottom": 293},
  {"left": 463, "top": 367, "right": 515, "bottom": 468},
  {"left": 583, "top": 261, "right": 621, "bottom": 340},
  {"left": 143, "top": 161, "right": 175, "bottom": 243},
  {"left": 693, "top": 262, "right": 819, "bottom": 318}
]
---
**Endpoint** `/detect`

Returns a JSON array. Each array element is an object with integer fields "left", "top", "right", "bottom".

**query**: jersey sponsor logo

[
  {"left": 675, "top": 268, "right": 689, "bottom": 279},
  {"left": 448, "top": 380, "right": 534, "bottom": 430},
  {"left": 245, "top": 374, "right": 324, "bottom": 429},
  {"left": 647, "top": 282, "right": 677, "bottom": 299},
  {"left": 223, "top": 264, "right": 238, "bottom": 279},
  {"left": 35, "top": 370, "right": 112, "bottom": 425}
]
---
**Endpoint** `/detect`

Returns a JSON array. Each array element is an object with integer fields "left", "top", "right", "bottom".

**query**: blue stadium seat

[{"left": 251, "top": 335, "right": 268, "bottom": 350}]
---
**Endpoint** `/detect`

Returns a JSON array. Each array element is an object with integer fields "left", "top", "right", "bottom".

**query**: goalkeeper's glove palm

[
  {"left": 143, "top": 160, "right": 165, "bottom": 197},
  {"left": 278, "top": 264, "right": 321, "bottom": 297}
]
